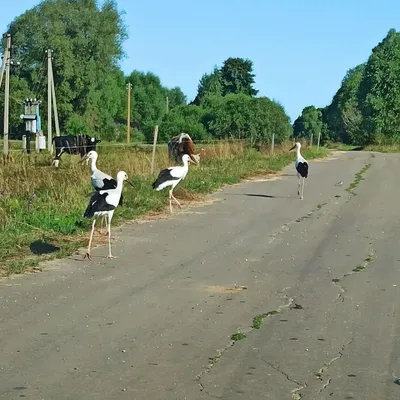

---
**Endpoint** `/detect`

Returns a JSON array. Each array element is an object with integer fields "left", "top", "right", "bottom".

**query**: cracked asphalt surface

[{"left": 1, "top": 150, "right": 399, "bottom": 399}]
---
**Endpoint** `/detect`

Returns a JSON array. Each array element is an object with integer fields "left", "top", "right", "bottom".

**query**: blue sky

[{"left": 1, "top": 0, "right": 400, "bottom": 121}]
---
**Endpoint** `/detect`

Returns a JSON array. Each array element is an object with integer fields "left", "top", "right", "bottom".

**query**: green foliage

[
  {"left": 159, "top": 105, "right": 209, "bottom": 142},
  {"left": 358, "top": 29, "right": 400, "bottom": 143},
  {"left": 3, "top": 0, "right": 127, "bottom": 137},
  {"left": 203, "top": 94, "right": 291, "bottom": 144},
  {"left": 197, "top": 67, "right": 223, "bottom": 103},
  {"left": 220, "top": 57, "right": 258, "bottom": 97},
  {"left": 1, "top": 1, "right": 288, "bottom": 146},
  {"left": 293, "top": 106, "right": 322, "bottom": 144},
  {"left": 126, "top": 71, "right": 186, "bottom": 141},
  {"left": 195, "top": 58, "right": 258, "bottom": 103},
  {"left": 321, "top": 29, "right": 400, "bottom": 146}
]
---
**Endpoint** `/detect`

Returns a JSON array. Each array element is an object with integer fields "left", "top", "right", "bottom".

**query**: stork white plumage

[
  {"left": 80, "top": 150, "right": 123, "bottom": 234},
  {"left": 82, "top": 171, "right": 133, "bottom": 260},
  {"left": 152, "top": 154, "right": 196, "bottom": 213},
  {"left": 289, "top": 142, "right": 309, "bottom": 199}
]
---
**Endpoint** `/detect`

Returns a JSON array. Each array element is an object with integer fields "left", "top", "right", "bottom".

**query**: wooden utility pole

[
  {"left": 47, "top": 49, "right": 52, "bottom": 152},
  {"left": 3, "top": 34, "right": 11, "bottom": 156},
  {"left": 126, "top": 82, "right": 132, "bottom": 143},
  {"left": 166, "top": 96, "right": 169, "bottom": 114},
  {"left": 151, "top": 125, "right": 159, "bottom": 174},
  {"left": 317, "top": 130, "right": 321, "bottom": 149}
]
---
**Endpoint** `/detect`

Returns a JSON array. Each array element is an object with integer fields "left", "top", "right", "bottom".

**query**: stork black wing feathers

[
  {"left": 94, "top": 178, "right": 123, "bottom": 206},
  {"left": 296, "top": 162, "right": 308, "bottom": 178},
  {"left": 83, "top": 192, "right": 116, "bottom": 219},
  {"left": 152, "top": 168, "right": 179, "bottom": 189}
]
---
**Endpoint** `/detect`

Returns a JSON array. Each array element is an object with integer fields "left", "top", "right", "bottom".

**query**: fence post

[
  {"left": 317, "top": 131, "right": 321, "bottom": 149},
  {"left": 270, "top": 132, "right": 275, "bottom": 155},
  {"left": 310, "top": 133, "right": 313, "bottom": 148},
  {"left": 151, "top": 125, "right": 159, "bottom": 174}
]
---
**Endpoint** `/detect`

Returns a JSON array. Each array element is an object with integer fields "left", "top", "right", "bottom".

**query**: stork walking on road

[
  {"left": 290, "top": 142, "right": 309, "bottom": 199},
  {"left": 82, "top": 171, "right": 133, "bottom": 260},
  {"left": 80, "top": 150, "right": 123, "bottom": 234},
  {"left": 152, "top": 154, "right": 196, "bottom": 213}
]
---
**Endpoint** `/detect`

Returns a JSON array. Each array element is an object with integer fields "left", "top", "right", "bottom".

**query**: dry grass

[{"left": 0, "top": 140, "right": 328, "bottom": 276}]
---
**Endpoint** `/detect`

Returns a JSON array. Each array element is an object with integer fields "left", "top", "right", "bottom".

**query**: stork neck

[
  {"left": 90, "top": 157, "right": 97, "bottom": 173},
  {"left": 115, "top": 177, "right": 125, "bottom": 192},
  {"left": 296, "top": 147, "right": 302, "bottom": 159}
]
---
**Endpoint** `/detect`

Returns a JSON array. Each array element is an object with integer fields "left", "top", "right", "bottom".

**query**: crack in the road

[
  {"left": 195, "top": 295, "right": 295, "bottom": 396},
  {"left": 264, "top": 360, "right": 307, "bottom": 399},
  {"left": 315, "top": 337, "right": 355, "bottom": 395},
  {"left": 331, "top": 250, "right": 375, "bottom": 303},
  {"left": 345, "top": 163, "right": 371, "bottom": 197},
  {"left": 268, "top": 202, "right": 328, "bottom": 245}
]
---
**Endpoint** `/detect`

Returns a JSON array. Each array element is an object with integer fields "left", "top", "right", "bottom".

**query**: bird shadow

[
  {"left": 243, "top": 193, "right": 292, "bottom": 199},
  {"left": 30, "top": 240, "right": 60, "bottom": 255}
]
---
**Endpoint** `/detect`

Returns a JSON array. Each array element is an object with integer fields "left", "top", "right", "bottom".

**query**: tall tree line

[
  {"left": 0, "top": 0, "right": 292, "bottom": 145},
  {"left": 293, "top": 29, "right": 400, "bottom": 146}
]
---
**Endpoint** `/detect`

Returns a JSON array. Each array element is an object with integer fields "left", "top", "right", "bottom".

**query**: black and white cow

[{"left": 52, "top": 134, "right": 101, "bottom": 167}]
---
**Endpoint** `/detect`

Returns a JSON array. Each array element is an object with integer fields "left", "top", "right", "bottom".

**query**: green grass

[
  {"left": 231, "top": 332, "right": 247, "bottom": 341},
  {"left": 252, "top": 314, "right": 266, "bottom": 329},
  {"left": 345, "top": 163, "right": 371, "bottom": 195},
  {"left": 0, "top": 141, "right": 328, "bottom": 276},
  {"left": 352, "top": 264, "right": 365, "bottom": 272},
  {"left": 326, "top": 143, "right": 361, "bottom": 151}
]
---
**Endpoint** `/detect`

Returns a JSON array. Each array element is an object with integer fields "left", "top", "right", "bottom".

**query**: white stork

[
  {"left": 152, "top": 154, "right": 196, "bottom": 213},
  {"left": 80, "top": 150, "right": 123, "bottom": 234},
  {"left": 289, "top": 142, "right": 308, "bottom": 199},
  {"left": 82, "top": 171, "right": 133, "bottom": 260}
]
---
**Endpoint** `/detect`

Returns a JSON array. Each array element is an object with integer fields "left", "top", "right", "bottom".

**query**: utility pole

[
  {"left": 3, "top": 34, "right": 11, "bottom": 157},
  {"left": 47, "top": 49, "right": 52, "bottom": 153},
  {"left": 126, "top": 82, "right": 132, "bottom": 143},
  {"left": 166, "top": 96, "right": 169, "bottom": 114},
  {"left": 50, "top": 65, "right": 60, "bottom": 137},
  {"left": 0, "top": 44, "right": 6, "bottom": 89}
]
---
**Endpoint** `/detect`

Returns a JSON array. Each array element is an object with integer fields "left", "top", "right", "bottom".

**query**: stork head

[
  {"left": 182, "top": 154, "right": 197, "bottom": 164},
  {"left": 289, "top": 142, "right": 301, "bottom": 151},
  {"left": 117, "top": 171, "right": 134, "bottom": 187},
  {"left": 80, "top": 150, "right": 98, "bottom": 164}
]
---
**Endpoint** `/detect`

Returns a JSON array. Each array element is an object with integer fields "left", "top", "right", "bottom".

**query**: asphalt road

[{"left": 1, "top": 150, "right": 399, "bottom": 400}]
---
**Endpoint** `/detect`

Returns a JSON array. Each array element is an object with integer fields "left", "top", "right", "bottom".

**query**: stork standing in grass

[
  {"left": 80, "top": 150, "right": 123, "bottom": 234},
  {"left": 82, "top": 171, "right": 133, "bottom": 260},
  {"left": 152, "top": 154, "right": 196, "bottom": 213},
  {"left": 290, "top": 142, "right": 308, "bottom": 199}
]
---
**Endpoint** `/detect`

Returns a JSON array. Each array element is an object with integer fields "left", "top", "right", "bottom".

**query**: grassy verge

[{"left": 0, "top": 141, "right": 328, "bottom": 277}]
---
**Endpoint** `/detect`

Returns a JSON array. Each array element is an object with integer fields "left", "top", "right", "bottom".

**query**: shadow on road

[
  {"left": 30, "top": 240, "right": 60, "bottom": 255},
  {"left": 243, "top": 193, "right": 290, "bottom": 199}
]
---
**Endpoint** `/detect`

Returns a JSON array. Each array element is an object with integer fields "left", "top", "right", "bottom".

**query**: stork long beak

[
  {"left": 189, "top": 158, "right": 197, "bottom": 165},
  {"left": 126, "top": 180, "right": 135, "bottom": 187},
  {"left": 289, "top": 145, "right": 296, "bottom": 151},
  {"left": 79, "top": 154, "right": 89, "bottom": 163}
]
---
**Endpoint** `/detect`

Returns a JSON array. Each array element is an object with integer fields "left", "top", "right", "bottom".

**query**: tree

[
  {"left": 293, "top": 106, "right": 322, "bottom": 145},
  {"left": 5, "top": 0, "right": 127, "bottom": 136},
  {"left": 204, "top": 94, "right": 291, "bottom": 144},
  {"left": 159, "top": 105, "right": 209, "bottom": 142},
  {"left": 358, "top": 29, "right": 400, "bottom": 143},
  {"left": 165, "top": 87, "right": 187, "bottom": 110},
  {"left": 197, "top": 67, "right": 223, "bottom": 102},
  {"left": 220, "top": 58, "right": 258, "bottom": 97},
  {"left": 126, "top": 71, "right": 186, "bottom": 141}
]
